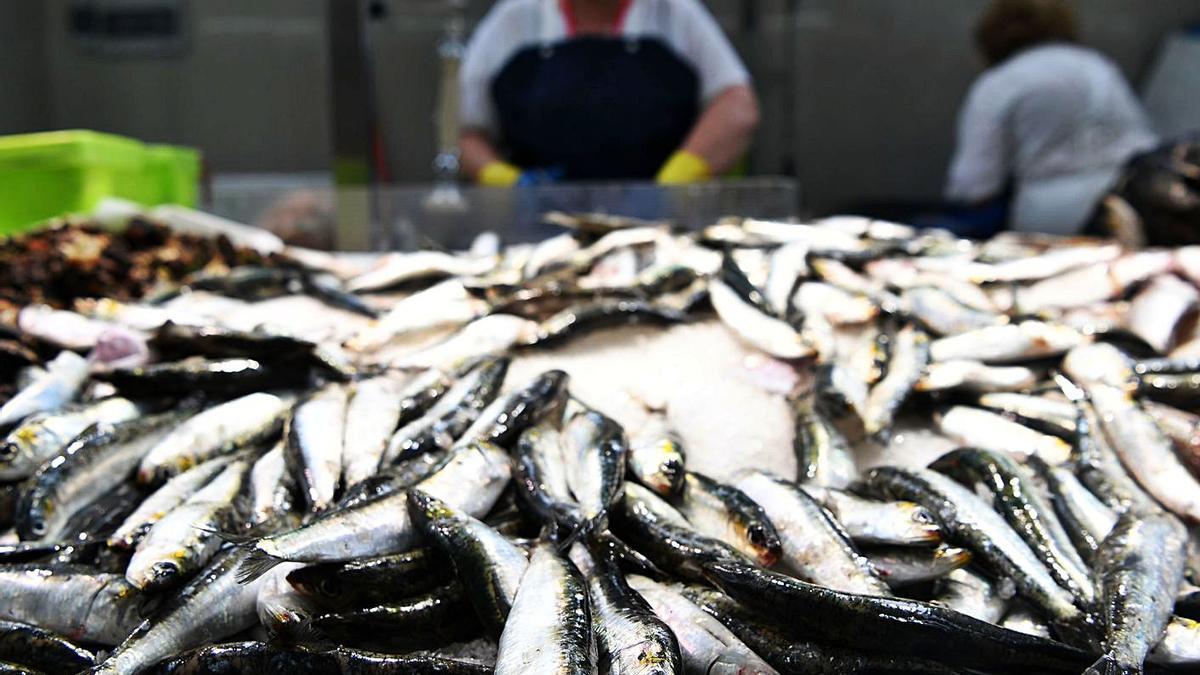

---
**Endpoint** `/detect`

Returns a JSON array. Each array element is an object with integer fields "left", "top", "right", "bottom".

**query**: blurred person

[
  {"left": 945, "top": 0, "right": 1159, "bottom": 235},
  {"left": 458, "top": 0, "right": 760, "bottom": 187}
]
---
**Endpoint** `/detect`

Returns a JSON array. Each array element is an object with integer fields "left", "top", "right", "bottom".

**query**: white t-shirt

[
  {"left": 945, "top": 43, "right": 1159, "bottom": 203},
  {"left": 459, "top": 0, "right": 751, "bottom": 134}
]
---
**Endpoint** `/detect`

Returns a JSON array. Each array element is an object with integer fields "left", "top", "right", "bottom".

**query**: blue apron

[{"left": 491, "top": 35, "right": 700, "bottom": 181}]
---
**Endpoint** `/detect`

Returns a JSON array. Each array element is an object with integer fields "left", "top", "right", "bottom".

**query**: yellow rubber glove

[
  {"left": 656, "top": 150, "right": 712, "bottom": 185},
  {"left": 479, "top": 160, "right": 522, "bottom": 187}
]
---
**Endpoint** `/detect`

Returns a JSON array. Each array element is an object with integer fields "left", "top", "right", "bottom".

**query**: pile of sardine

[{"left": 7, "top": 212, "right": 1200, "bottom": 674}]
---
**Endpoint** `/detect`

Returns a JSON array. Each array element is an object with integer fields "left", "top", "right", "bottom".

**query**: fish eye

[
  {"left": 747, "top": 524, "right": 768, "bottom": 546},
  {"left": 0, "top": 443, "right": 17, "bottom": 461},
  {"left": 28, "top": 519, "right": 46, "bottom": 536},
  {"left": 319, "top": 579, "right": 340, "bottom": 597}
]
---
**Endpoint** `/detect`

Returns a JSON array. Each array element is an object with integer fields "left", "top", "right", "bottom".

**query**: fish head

[
  {"left": 742, "top": 520, "right": 783, "bottom": 568},
  {"left": 406, "top": 489, "right": 457, "bottom": 535},
  {"left": 286, "top": 567, "right": 344, "bottom": 603},
  {"left": 17, "top": 512, "right": 48, "bottom": 541},
  {"left": 145, "top": 561, "right": 181, "bottom": 590},
  {"left": 647, "top": 444, "right": 686, "bottom": 496},
  {"left": 905, "top": 505, "right": 942, "bottom": 543}
]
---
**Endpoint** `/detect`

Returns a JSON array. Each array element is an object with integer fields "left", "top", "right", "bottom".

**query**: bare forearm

[
  {"left": 680, "top": 85, "right": 760, "bottom": 174},
  {"left": 459, "top": 130, "right": 503, "bottom": 180}
]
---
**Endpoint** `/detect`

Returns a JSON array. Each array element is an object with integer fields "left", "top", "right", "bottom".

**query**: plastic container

[{"left": 0, "top": 130, "right": 200, "bottom": 235}]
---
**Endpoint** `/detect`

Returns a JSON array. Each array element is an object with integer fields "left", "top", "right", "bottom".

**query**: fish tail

[
  {"left": 236, "top": 546, "right": 284, "bottom": 584},
  {"left": 1082, "top": 655, "right": 1139, "bottom": 675},
  {"left": 586, "top": 530, "right": 663, "bottom": 578},
  {"left": 197, "top": 525, "right": 259, "bottom": 545}
]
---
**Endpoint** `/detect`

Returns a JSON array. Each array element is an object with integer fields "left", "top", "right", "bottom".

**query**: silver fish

[
  {"left": 806, "top": 486, "right": 941, "bottom": 546},
  {"left": 254, "top": 562, "right": 316, "bottom": 642},
  {"left": 627, "top": 575, "right": 778, "bottom": 675},
  {"left": 345, "top": 250, "right": 497, "bottom": 294},
  {"left": 862, "top": 324, "right": 929, "bottom": 436},
  {"left": 0, "top": 351, "right": 89, "bottom": 429},
  {"left": 626, "top": 408, "right": 687, "bottom": 498},
  {"left": 494, "top": 543, "right": 594, "bottom": 675},
  {"left": 17, "top": 305, "right": 115, "bottom": 351},
  {"left": 936, "top": 406, "right": 1071, "bottom": 464},
  {"left": 287, "top": 384, "right": 349, "bottom": 512},
  {"left": 1088, "top": 384, "right": 1200, "bottom": 522},
  {"left": 341, "top": 375, "right": 405, "bottom": 487},
  {"left": 93, "top": 548, "right": 277, "bottom": 674},
  {"left": 248, "top": 442, "right": 293, "bottom": 524},
  {"left": 864, "top": 544, "right": 972, "bottom": 588},
  {"left": 238, "top": 441, "right": 511, "bottom": 578},
  {"left": 863, "top": 467, "right": 1083, "bottom": 629},
  {"left": 933, "top": 568, "right": 1006, "bottom": 624},
  {"left": 0, "top": 566, "right": 142, "bottom": 645},
  {"left": 904, "top": 286, "right": 1005, "bottom": 336},
  {"left": 391, "top": 314, "right": 537, "bottom": 371},
  {"left": 916, "top": 360, "right": 1037, "bottom": 393},
  {"left": 929, "top": 321, "right": 1083, "bottom": 363},
  {"left": 678, "top": 471, "right": 783, "bottom": 568},
  {"left": 735, "top": 470, "right": 890, "bottom": 596},
  {"left": 709, "top": 279, "right": 814, "bottom": 360},
  {"left": 1, "top": 397, "right": 141, "bottom": 480},
  {"left": 345, "top": 280, "right": 488, "bottom": 352},
  {"left": 109, "top": 455, "right": 235, "bottom": 550},
  {"left": 1126, "top": 274, "right": 1198, "bottom": 354},
  {"left": 791, "top": 396, "right": 857, "bottom": 489},
  {"left": 976, "top": 392, "right": 1078, "bottom": 437},
  {"left": 126, "top": 457, "right": 251, "bottom": 591},
  {"left": 1087, "top": 510, "right": 1187, "bottom": 674},
  {"left": 563, "top": 408, "right": 628, "bottom": 535},
  {"left": 138, "top": 392, "right": 289, "bottom": 483}
]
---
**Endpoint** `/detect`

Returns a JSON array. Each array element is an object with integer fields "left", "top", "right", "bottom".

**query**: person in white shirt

[
  {"left": 458, "top": 0, "right": 759, "bottom": 187},
  {"left": 945, "top": 0, "right": 1159, "bottom": 234}
]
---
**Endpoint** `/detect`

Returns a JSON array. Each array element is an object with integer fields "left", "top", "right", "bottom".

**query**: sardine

[
  {"left": 286, "top": 547, "right": 450, "bottom": 610},
  {"left": 1086, "top": 510, "right": 1187, "bottom": 674},
  {"left": 976, "top": 392, "right": 1078, "bottom": 438},
  {"left": 681, "top": 584, "right": 959, "bottom": 675},
  {"left": 935, "top": 407, "right": 1072, "bottom": 464},
  {"left": 1, "top": 397, "right": 141, "bottom": 481},
  {"left": 312, "top": 582, "right": 480, "bottom": 652},
  {"left": 1089, "top": 384, "right": 1200, "bottom": 522},
  {"left": 933, "top": 568, "right": 1007, "bottom": 624},
  {"left": 340, "top": 376, "right": 405, "bottom": 487},
  {"left": 1139, "top": 372, "right": 1200, "bottom": 409},
  {"left": 137, "top": 392, "right": 288, "bottom": 483},
  {"left": 0, "top": 619, "right": 95, "bottom": 675},
  {"left": 1025, "top": 456, "right": 1117, "bottom": 567},
  {"left": 563, "top": 408, "right": 628, "bottom": 536},
  {"left": 764, "top": 243, "right": 809, "bottom": 315},
  {"left": 384, "top": 357, "right": 509, "bottom": 464},
  {"left": 345, "top": 250, "right": 497, "bottom": 294},
  {"left": 494, "top": 543, "right": 594, "bottom": 675},
  {"left": 407, "top": 489, "right": 528, "bottom": 638},
  {"left": 904, "top": 286, "right": 1004, "bottom": 336},
  {"left": 17, "top": 305, "right": 114, "bottom": 351},
  {"left": 459, "top": 370, "right": 568, "bottom": 448},
  {"left": 147, "top": 641, "right": 491, "bottom": 674},
  {"left": 615, "top": 482, "right": 746, "bottom": 579},
  {"left": 1126, "top": 274, "right": 1198, "bottom": 354},
  {"left": 929, "top": 321, "right": 1084, "bottom": 363},
  {"left": 916, "top": 360, "right": 1037, "bottom": 393},
  {"left": 678, "top": 471, "right": 783, "bottom": 568},
  {"left": 1063, "top": 342, "right": 1137, "bottom": 390},
  {"left": 392, "top": 314, "right": 536, "bottom": 370},
  {"left": 862, "top": 324, "right": 929, "bottom": 437},
  {"left": 0, "top": 566, "right": 142, "bottom": 645},
  {"left": 791, "top": 396, "right": 857, "bottom": 489},
  {"left": 930, "top": 448, "right": 1093, "bottom": 602},
  {"left": 254, "top": 562, "right": 316, "bottom": 643},
  {"left": 18, "top": 407, "right": 192, "bottom": 542},
  {"left": 703, "top": 560, "right": 1091, "bottom": 673},
  {"left": 805, "top": 486, "right": 941, "bottom": 546},
  {"left": 248, "top": 442, "right": 292, "bottom": 525},
  {"left": 126, "top": 457, "right": 251, "bottom": 591},
  {"left": 237, "top": 441, "right": 510, "bottom": 578},
  {"left": 108, "top": 455, "right": 235, "bottom": 551},
  {"left": 628, "top": 575, "right": 778, "bottom": 675},
  {"left": 92, "top": 548, "right": 278, "bottom": 674},
  {"left": 709, "top": 279, "right": 815, "bottom": 360},
  {"left": 97, "top": 357, "right": 304, "bottom": 399},
  {"left": 736, "top": 471, "right": 890, "bottom": 596},
  {"left": 864, "top": 544, "right": 972, "bottom": 588},
  {"left": 568, "top": 547, "right": 680, "bottom": 675},
  {"left": 0, "top": 352, "right": 88, "bottom": 429},
  {"left": 862, "top": 467, "right": 1085, "bottom": 632},
  {"left": 626, "top": 407, "right": 687, "bottom": 498},
  {"left": 286, "top": 384, "right": 348, "bottom": 512},
  {"left": 792, "top": 282, "right": 878, "bottom": 326},
  {"left": 345, "top": 280, "right": 488, "bottom": 353}
]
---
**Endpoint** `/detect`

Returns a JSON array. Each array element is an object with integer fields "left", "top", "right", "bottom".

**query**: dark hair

[{"left": 975, "top": 0, "right": 1078, "bottom": 66}]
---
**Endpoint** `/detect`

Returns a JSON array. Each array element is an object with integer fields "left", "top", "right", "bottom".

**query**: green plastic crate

[{"left": 0, "top": 130, "right": 201, "bottom": 235}]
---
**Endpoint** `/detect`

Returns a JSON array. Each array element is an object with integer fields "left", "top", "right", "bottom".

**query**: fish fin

[
  {"left": 196, "top": 525, "right": 259, "bottom": 546},
  {"left": 1082, "top": 655, "right": 1138, "bottom": 675},
  {"left": 236, "top": 547, "right": 284, "bottom": 584}
]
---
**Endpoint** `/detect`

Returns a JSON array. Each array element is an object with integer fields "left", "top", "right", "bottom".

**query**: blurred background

[{"left": 0, "top": 0, "right": 1196, "bottom": 248}]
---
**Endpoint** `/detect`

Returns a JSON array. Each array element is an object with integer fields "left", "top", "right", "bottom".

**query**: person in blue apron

[
  {"left": 943, "top": 0, "right": 1158, "bottom": 236},
  {"left": 458, "top": 0, "right": 759, "bottom": 188}
]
